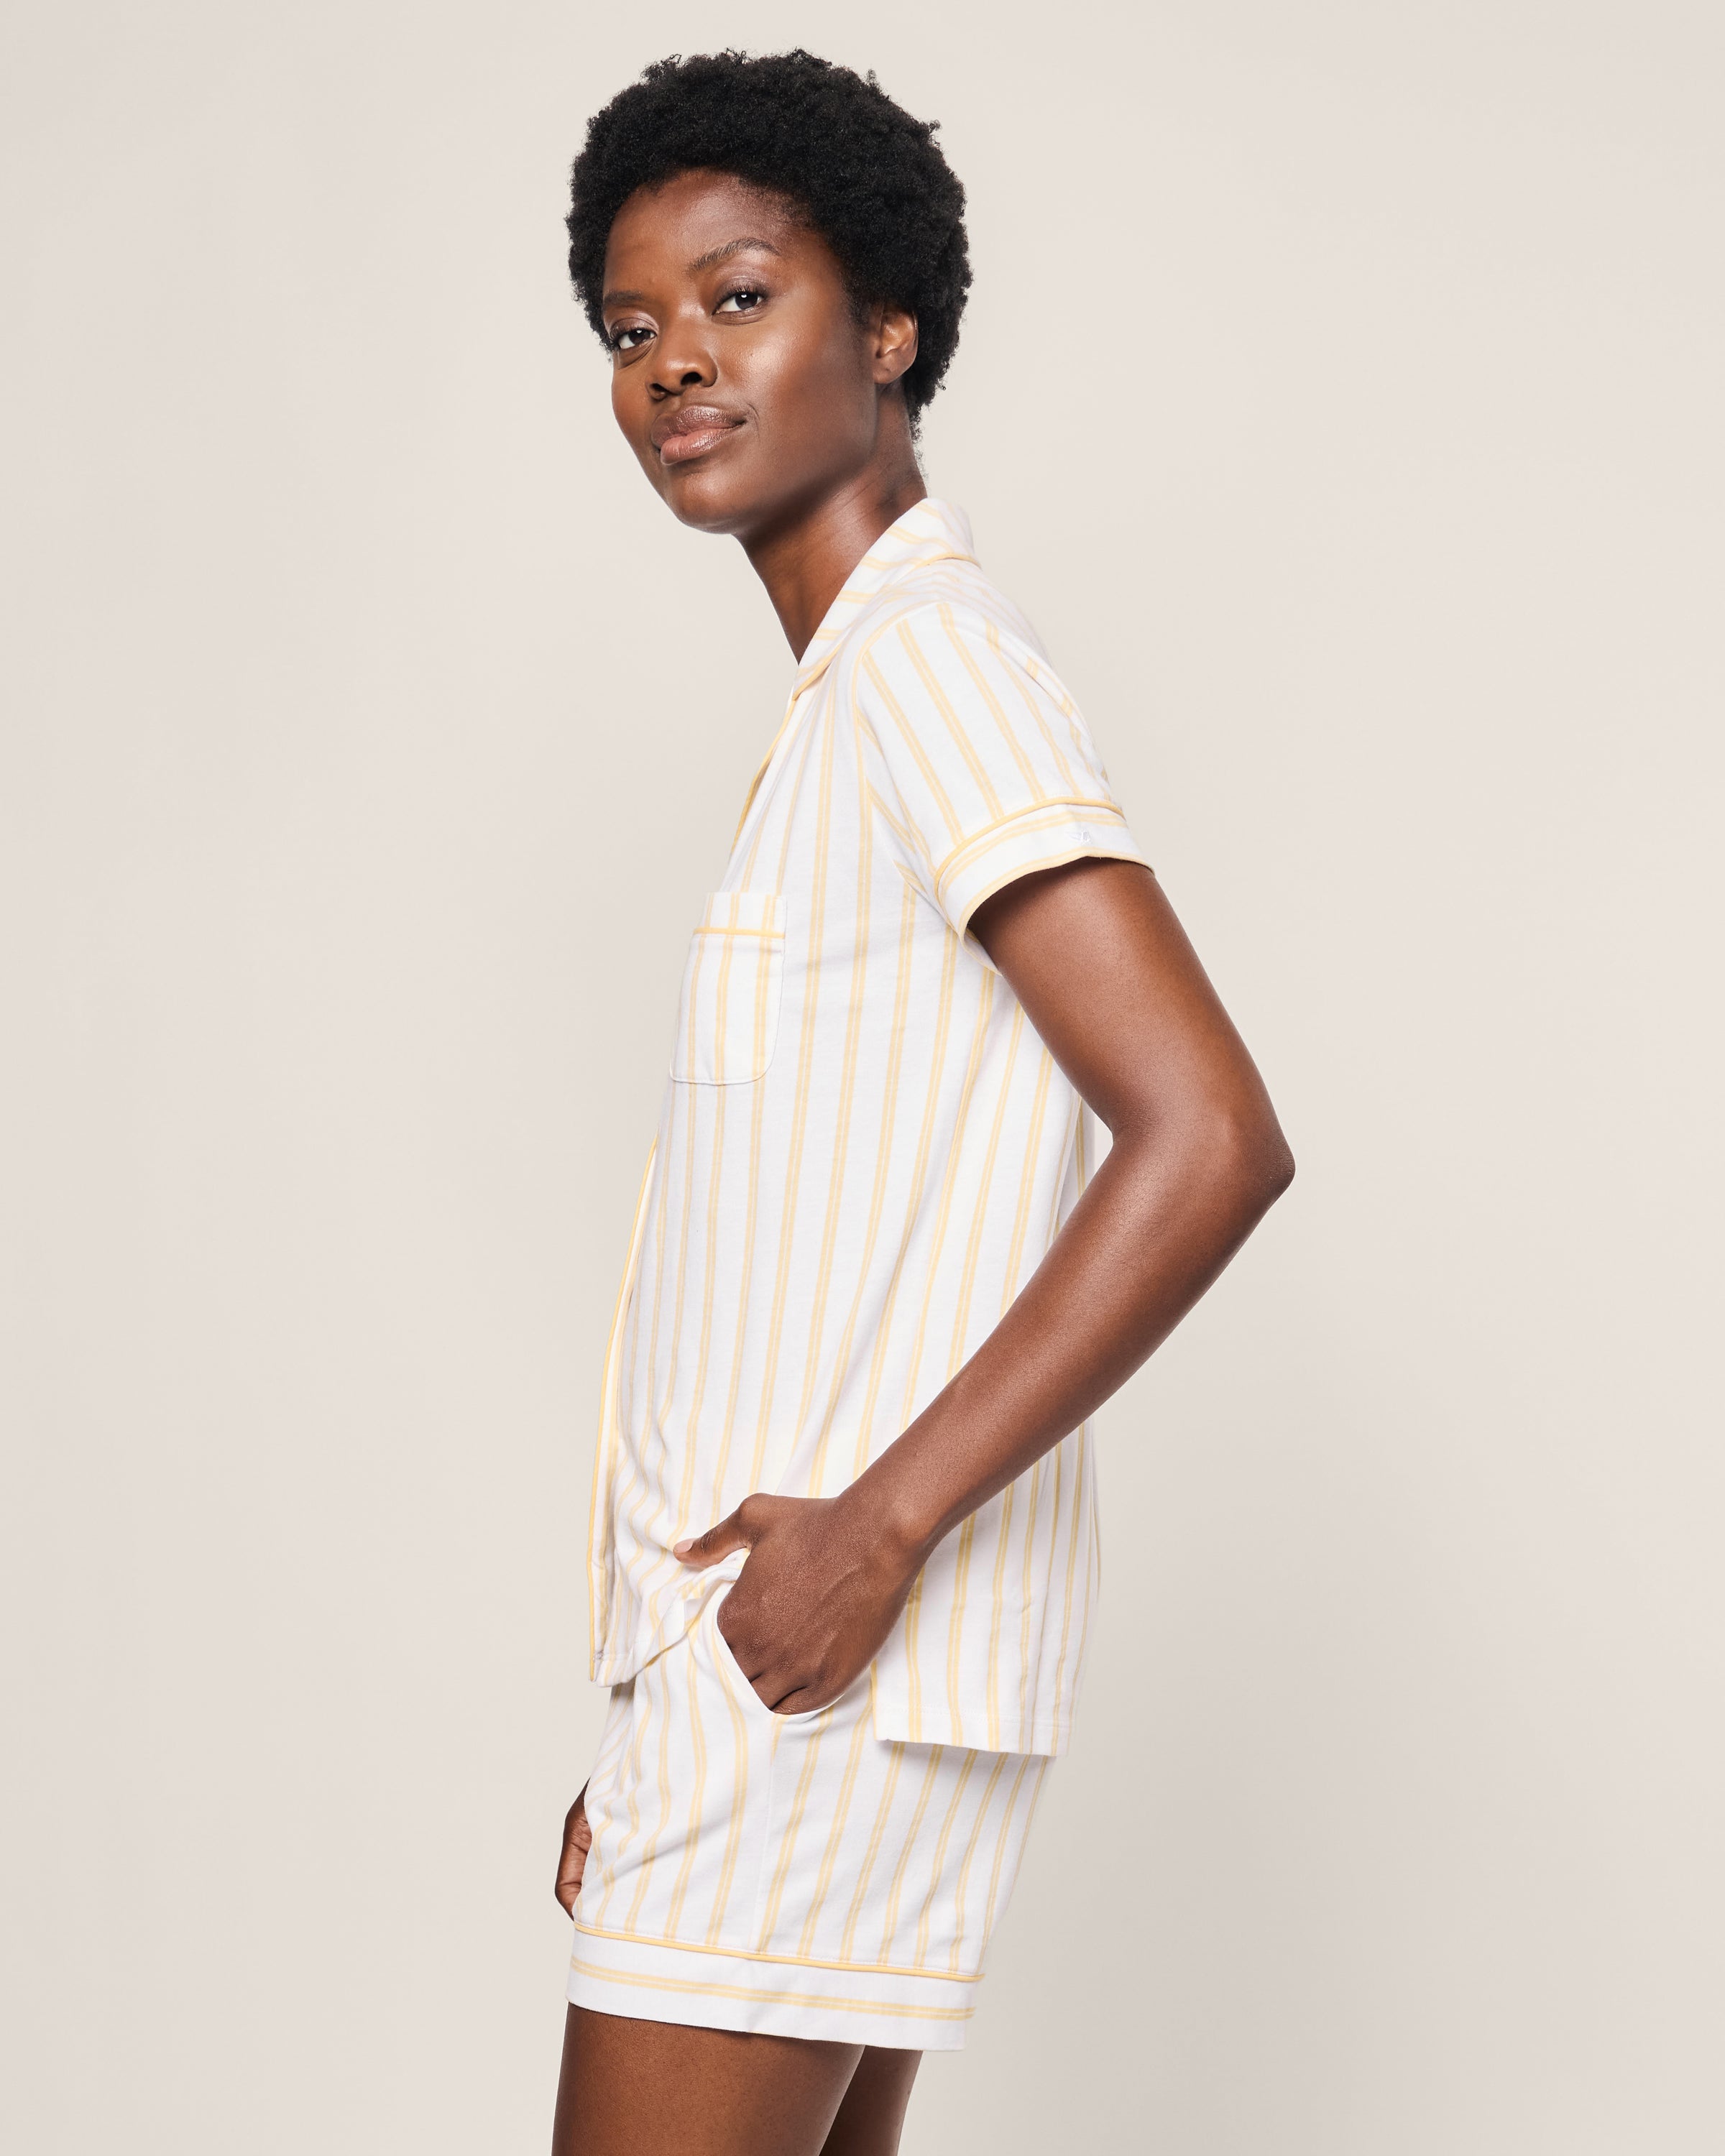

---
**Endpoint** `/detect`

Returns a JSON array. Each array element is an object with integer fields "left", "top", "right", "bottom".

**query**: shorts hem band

[
  {"left": 568, "top": 1928, "right": 978, "bottom": 2052},
  {"left": 571, "top": 1917, "right": 985, "bottom": 1985}
]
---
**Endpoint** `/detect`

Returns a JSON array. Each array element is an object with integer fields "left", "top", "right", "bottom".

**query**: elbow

[
  {"left": 1111, "top": 1076, "right": 1294, "bottom": 1222},
  {"left": 1260, "top": 1128, "right": 1297, "bottom": 1207},
  {"left": 1202, "top": 1100, "right": 1295, "bottom": 1222},
  {"left": 1254, "top": 1112, "right": 1297, "bottom": 1204}
]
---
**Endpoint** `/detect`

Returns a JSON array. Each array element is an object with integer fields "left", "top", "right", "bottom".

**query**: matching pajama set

[{"left": 571, "top": 499, "right": 1148, "bottom": 2048}]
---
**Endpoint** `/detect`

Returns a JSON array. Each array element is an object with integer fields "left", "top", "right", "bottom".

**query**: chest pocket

[{"left": 669, "top": 892, "right": 787, "bottom": 1085}]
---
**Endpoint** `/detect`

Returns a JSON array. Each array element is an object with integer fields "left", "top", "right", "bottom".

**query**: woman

[{"left": 552, "top": 50, "right": 1292, "bottom": 2156}]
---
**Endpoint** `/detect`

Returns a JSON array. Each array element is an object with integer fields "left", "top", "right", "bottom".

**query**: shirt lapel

[{"left": 731, "top": 499, "right": 977, "bottom": 845}]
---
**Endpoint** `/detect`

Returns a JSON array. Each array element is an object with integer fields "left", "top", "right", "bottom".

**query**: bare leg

[
  {"left": 819, "top": 2045, "right": 923, "bottom": 2155},
  {"left": 553, "top": 2005, "right": 865, "bottom": 2156}
]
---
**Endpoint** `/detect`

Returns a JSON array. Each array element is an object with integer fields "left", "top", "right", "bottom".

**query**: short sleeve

[{"left": 855, "top": 599, "right": 1149, "bottom": 941}]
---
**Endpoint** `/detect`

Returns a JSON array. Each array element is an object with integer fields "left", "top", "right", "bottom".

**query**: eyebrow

[
  {"left": 601, "top": 236, "right": 784, "bottom": 312},
  {"left": 686, "top": 235, "right": 783, "bottom": 275}
]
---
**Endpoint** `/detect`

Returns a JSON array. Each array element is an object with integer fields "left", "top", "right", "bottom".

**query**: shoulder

[{"left": 840, "top": 577, "right": 1062, "bottom": 711}]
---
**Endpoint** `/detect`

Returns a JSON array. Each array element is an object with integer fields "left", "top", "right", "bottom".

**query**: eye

[
  {"left": 714, "top": 287, "right": 768, "bottom": 316},
  {"left": 609, "top": 323, "right": 653, "bottom": 353}
]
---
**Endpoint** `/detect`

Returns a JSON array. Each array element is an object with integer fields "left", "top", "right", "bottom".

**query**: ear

[{"left": 872, "top": 302, "right": 919, "bottom": 388}]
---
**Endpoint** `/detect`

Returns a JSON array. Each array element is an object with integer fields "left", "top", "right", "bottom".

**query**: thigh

[
  {"left": 551, "top": 2004, "right": 862, "bottom": 2156},
  {"left": 819, "top": 2045, "right": 923, "bottom": 2156}
]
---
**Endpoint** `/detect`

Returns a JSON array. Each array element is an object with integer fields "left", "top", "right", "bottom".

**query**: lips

[{"left": 650, "top": 405, "right": 745, "bottom": 466}]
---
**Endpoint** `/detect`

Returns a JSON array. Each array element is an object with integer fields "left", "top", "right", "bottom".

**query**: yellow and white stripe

[
  {"left": 569, "top": 1572, "right": 1050, "bottom": 2050},
  {"left": 587, "top": 498, "right": 1147, "bottom": 1757}
]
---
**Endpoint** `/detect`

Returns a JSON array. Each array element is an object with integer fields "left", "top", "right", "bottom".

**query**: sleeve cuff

[{"left": 935, "top": 797, "right": 1151, "bottom": 941}]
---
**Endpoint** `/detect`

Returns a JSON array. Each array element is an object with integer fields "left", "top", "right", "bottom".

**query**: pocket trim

[
  {"left": 670, "top": 892, "right": 787, "bottom": 1087},
  {"left": 708, "top": 1585, "right": 832, "bottom": 1726}
]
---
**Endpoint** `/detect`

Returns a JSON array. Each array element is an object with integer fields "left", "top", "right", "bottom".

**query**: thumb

[
  {"left": 556, "top": 1784, "right": 591, "bottom": 1917},
  {"left": 673, "top": 1504, "right": 755, "bottom": 1567}
]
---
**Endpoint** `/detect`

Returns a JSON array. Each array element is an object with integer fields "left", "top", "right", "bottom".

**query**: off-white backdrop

[{"left": 4, "top": 3, "right": 1720, "bottom": 2150}]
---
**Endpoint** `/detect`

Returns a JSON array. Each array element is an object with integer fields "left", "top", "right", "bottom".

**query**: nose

[{"left": 647, "top": 323, "right": 717, "bottom": 400}]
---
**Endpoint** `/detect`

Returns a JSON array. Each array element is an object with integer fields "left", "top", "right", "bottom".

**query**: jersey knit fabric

[
  {"left": 586, "top": 498, "right": 1149, "bottom": 1757},
  {"left": 569, "top": 1568, "right": 1052, "bottom": 2049}
]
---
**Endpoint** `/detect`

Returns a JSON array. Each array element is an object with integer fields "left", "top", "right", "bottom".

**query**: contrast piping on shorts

[
  {"left": 571, "top": 1917, "right": 988, "bottom": 1984},
  {"left": 570, "top": 1962, "right": 975, "bottom": 2023}
]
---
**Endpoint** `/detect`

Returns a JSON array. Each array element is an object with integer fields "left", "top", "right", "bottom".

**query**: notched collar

[
  {"left": 732, "top": 499, "right": 977, "bottom": 849},
  {"left": 790, "top": 497, "right": 977, "bottom": 697}
]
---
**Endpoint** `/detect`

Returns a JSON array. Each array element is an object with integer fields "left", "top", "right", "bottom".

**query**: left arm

[{"left": 675, "top": 857, "right": 1294, "bottom": 1714}]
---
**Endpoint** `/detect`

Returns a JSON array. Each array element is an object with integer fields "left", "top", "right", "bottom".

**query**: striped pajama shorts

[{"left": 568, "top": 1572, "right": 1052, "bottom": 2050}]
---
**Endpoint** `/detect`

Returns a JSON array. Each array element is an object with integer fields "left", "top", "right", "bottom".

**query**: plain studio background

[{"left": 3, "top": 2, "right": 1721, "bottom": 2150}]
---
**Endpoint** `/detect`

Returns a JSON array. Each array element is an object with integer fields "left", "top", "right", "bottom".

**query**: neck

[{"left": 741, "top": 449, "right": 927, "bottom": 661}]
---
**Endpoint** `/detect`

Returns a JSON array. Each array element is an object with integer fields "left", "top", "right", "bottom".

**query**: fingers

[
  {"left": 767, "top": 1687, "right": 825, "bottom": 1717},
  {"left": 672, "top": 1503, "right": 753, "bottom": 1566},
  {"left": 761, "top": 1669, "right": 841, "bottom": 1717},
  {"left": 554, "top": 1785, "right": 592, "bottom": 1917}
]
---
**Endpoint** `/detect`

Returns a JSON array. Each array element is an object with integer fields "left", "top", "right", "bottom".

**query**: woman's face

[{"left": 600, "top": 169, "right": 916, "bottom": 540}]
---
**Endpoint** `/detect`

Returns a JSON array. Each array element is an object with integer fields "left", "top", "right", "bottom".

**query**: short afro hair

[{"left": 566, "top": 50, "right": 971, "bottom": 425}]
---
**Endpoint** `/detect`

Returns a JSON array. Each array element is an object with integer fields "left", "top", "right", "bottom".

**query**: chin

[
  {"left": 650, "top": 430, "right": 789, "bottom": 536},
  {"left": 661, "top": 480, "right": 745, "bottom": 534}
]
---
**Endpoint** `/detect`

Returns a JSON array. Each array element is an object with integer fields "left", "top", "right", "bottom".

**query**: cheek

[
  {"left": 744, "top": 320, "right": 871, "bottom": 449},
  {"left": 610, "top": 372, "right": 661, "bottom": 473}
]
